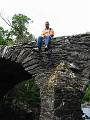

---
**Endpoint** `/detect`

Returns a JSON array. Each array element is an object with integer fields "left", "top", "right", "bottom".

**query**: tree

[
  {"left": 0, "top": 26, "right": 14, "bottom": 45},
  {"left": 0, "top": 27, "right": 8, "bottom": 45},
  {"left": 11, "top": 14, "right": 35, "bottom": 43},
  {"left": 0, "top": 13, "right": 35, "bottom": 44}
]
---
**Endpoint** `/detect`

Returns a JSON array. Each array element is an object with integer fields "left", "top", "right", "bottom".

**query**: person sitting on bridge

[{"left": 34, "top": 21, "right": 54, "bottom": 51}]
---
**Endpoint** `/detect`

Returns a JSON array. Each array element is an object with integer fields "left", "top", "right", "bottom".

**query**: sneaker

[
  {"left": 44, "top": 46, "right": 48, "bottom": 52},
  {"left": 33, "top": 47, "right": 41, "bottom": 52}
]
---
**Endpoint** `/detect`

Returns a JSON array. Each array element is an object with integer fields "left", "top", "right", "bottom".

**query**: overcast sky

[{"left": 0, "top": 0, "right": 90, "bottom": 37}]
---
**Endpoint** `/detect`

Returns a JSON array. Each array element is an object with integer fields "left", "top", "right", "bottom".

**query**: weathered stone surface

[{"left": 36, "top": 62, "right": 84, "bottom": 120}]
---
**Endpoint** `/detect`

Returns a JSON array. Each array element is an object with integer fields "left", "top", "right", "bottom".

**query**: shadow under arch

[
  {"left": 0, "top": 57, "right": 41, "bottom": 120},
  {"left": 0, "top": 57, "right": 32, "bottom": 98}
]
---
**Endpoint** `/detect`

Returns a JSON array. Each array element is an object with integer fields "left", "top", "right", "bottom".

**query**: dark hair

[{"left": 45, "top": 21, "right": 49, "bottom": 25}]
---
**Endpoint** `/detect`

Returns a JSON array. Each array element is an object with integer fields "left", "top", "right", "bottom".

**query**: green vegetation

[
  {"left": 82, "top": 84, "right": 90, "bottom": 103},
  {"left": 0, "top": 27, "right": 9, "bottom": 45},
  {"left": 15, "top": 79, "right": 40, "bottom": 106},
  {"left": 0, "top": 13, "right": 35, "bottom": 45},
  {"left": 11, "top": 14, "right": 35, "bottom": 43},
  {"left": 4, "top": 79, "right": 40, "bottom": 108}
]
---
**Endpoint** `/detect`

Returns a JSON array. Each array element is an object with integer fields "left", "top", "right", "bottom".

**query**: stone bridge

[{"left": 0, "top": 33, "right": 90, "bottom": 120}]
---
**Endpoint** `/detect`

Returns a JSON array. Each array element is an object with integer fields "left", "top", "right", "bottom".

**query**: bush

[
  {"left": 82, "top": 85, "right": 90, "bottom": 102},
  {"left": 4, "top": 79, "right": 40, "bottom": 107},
  {"left": 0, "top": 38, "right": 7, "bottom": 45}
]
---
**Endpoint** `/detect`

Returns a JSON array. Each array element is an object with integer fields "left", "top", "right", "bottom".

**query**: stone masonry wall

[
  {"left": 35, "top": 33, "right": 90, "bottom": 120},
  {"left": 0, "top": 33, "right": 90, "bottom": 120}
]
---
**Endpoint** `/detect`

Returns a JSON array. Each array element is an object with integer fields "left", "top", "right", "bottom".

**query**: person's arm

[
  {"left": 41, "top": 29, "right": 46, "bottom": 38},
  {"left": 50, "top": 28, "right": 54, "bottom": 37}
]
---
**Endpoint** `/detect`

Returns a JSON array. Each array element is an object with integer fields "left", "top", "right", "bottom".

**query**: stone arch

[{"left": 0, "top": 44, "right": 43, "bottom": 120}]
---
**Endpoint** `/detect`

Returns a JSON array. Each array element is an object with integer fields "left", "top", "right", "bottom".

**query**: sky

[{"left": 0, "top": 0, "right": 90, "bottom": 37}]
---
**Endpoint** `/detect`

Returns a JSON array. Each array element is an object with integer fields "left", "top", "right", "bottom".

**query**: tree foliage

[
  {"left": 0, "top": 13, "right": 35, "bottom": 45},
  {"left": 4, "top": 79, "right": 40, "bottom": 107},
  {"left": 0, "top": 26, "right": 13, "bottom": 45},
  {"left": 11, "top": 13, "right": 35, "bottom": 43},
  {"left": 15, "top": 79, "right": 40, "bottom": 106}
]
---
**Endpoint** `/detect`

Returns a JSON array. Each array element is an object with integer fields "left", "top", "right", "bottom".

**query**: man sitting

[{"left": 35, "top": 21, "right": 54, "bottom": 51}]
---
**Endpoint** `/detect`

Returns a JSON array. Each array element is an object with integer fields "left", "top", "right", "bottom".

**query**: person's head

[{"left": 45, "top": 21, "right": 49, "bottom": 29}]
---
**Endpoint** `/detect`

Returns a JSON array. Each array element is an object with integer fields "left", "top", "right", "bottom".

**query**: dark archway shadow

[
  {"left": 0, "top": 57, "right": 41, "bottom": 120},
  {"left": 0, "top": 57, "right": 32, "bottom": 98}
]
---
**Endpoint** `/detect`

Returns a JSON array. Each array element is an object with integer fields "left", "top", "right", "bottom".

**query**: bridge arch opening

[
  {"left": 0, "top": 57, "right": 32, "bottom": 97},
  {"left": 0, "top": 57, "right": 41, "bottom": 120}
]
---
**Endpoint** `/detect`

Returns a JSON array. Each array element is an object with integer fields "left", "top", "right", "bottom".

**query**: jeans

[{"left": 37, "top": 36, "right": 52, "bottom": 49}]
